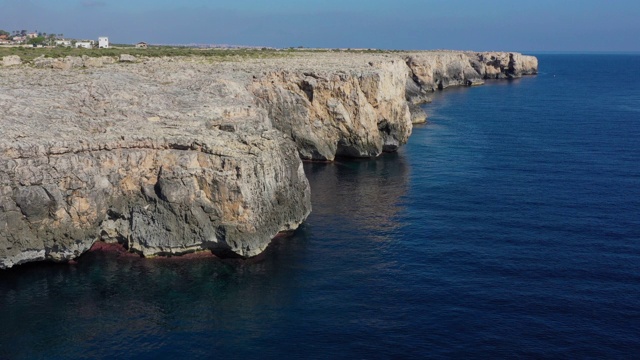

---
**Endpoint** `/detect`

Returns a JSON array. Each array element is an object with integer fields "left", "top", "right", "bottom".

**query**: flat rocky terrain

[{"left": 0, "top": 50, "right": 537, "bottom": 269}]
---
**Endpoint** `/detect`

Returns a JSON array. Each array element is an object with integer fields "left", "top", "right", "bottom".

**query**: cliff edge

[
  {"left": 0, "top": 50, "right": 537, "bottom": 269},
  {"left": 0, "top": 60, "right": 312, "bottom": 268},
  {"left": 405, "top": 51, "right": 538, "bottom": 104}
]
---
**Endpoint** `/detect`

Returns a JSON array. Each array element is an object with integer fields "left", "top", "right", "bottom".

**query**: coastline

[{"left": 0, "top": 50, "right": 538, "bottom": 269}]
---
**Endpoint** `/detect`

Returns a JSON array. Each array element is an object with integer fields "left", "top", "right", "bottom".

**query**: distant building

[
  {"left": 55, "top": 39, "right": 72, "bottom": 47},
  {"left": 98, "top": 37, "right": 109, "bottom": 49},
  {"left": 135, "top": 42, "right": 148, "bottom": 49},
  {"left": 76, "top": 40, "right": 94, "bottom": 49},
  {"left": 27, "top": 32, "right": 38, "bottom": 39}
]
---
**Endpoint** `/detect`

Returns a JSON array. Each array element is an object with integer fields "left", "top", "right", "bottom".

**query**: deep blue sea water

[{"left": 1, "top": 54, "right": 640, "bottom": 359}]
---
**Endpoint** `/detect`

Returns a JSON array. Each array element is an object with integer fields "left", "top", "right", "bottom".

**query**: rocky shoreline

[{"left": 0, "top": 50, "right": 537, "bottom": 269}]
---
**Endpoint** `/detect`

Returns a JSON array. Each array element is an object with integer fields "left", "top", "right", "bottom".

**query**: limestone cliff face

[
  {"left": 0, "top": 62, "right": 311, "bottom": 269},
  {"left": 405, "top": 51, "right": 538, "bottom": 103},
  {"left": 0, "top": 134, "right": 310, "bottom": 268},
  {"left": 0, "top": 51, "right": 537, "bottom": 269},
  {"left": 249, "top": 59, "right": 412, "bottom": 161}
]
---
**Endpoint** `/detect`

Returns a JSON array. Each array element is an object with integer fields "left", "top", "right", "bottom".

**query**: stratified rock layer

[
  {"left": 0, "top": 50, "right": 537, "bottom": 269},
  {"left": 405, "top": 51, "right": 538, "bottom": 104},
  {"left": 0, "top": 60, "right": 311, "bottom": 269},
  {"left": 250, "top": 58, "right": 412, "bottom": 161}
]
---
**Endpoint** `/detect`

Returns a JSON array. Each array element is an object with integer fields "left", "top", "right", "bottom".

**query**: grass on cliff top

[
  {"left": 0, "top": 46, "right": 287, "bottom": 61},
  {"left": 0, "top": 46, "right": 397, "bottom": 62}
]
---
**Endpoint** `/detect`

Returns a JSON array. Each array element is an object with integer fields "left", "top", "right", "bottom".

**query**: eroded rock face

[
  {"left": 0, "top": 50, "right": 537, "bottom": 269},
  {"left": 405, "top": 51, "right": 538, "bottom": 103},
  {"left": 0, "top": 61, "right": 311, "bottom": 269},
  {"left": 0, "top": 135, "right": 310, "bottom": 268},
  {"left": 250, "top": 59, "right": 412, "bottom": 161}
]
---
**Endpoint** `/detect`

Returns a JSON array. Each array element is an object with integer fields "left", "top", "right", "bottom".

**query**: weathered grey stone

[
  {"left": 14, "top": 186, "right": 54, "bottom": 221},
  {"left": 32, "top": 56, "right": 83, "bottom": 70},
  {"left": 51, "top": 59, "right": 72, "bottom": 70},
  {"left": 83, "top": 56, "right": 104, "bottom": 68},
  {"left": 33, "top": 56, "right": 54, "bottom": 68},
  {"left": 101, "top": 56, "right": 117, "bottom": 64},
  {"left": 2, "top": 55, "right": 21, "bottom": 67},
  {"left": 65, "top": 56, "right": 84, "bottom": 68},
  {"left": 0, "top": 59, "right": 312, "bottom": 269},
  {"left": 119, "top": 54, "right": 137, "bottom": 63},
  {"left": 408, "top": 103, "right": 428, "bottom": 124}
]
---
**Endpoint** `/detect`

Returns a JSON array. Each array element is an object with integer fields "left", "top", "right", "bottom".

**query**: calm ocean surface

[{"left": 1, "top": 54, "right": 639, "bottom": 359}]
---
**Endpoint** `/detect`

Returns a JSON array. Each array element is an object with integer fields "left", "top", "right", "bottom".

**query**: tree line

[{"left": 0, "top": 30, "right": 65, "bottom": 45}]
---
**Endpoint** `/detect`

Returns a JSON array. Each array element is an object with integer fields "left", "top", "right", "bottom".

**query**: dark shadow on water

[
  {"left": 303, "top": 152, "right": 410, "bottom": 237},
  {"left": 0, "top": 226, "right": 315, "bottom": 359},
  {"left": 0, "top": 151, "right": 413, "bottom": 358}
]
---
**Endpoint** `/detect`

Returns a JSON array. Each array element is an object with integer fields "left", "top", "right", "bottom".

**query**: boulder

[
  {"left": 83, "top": 57, "right": 104, "bottom": 68},
  {"left": 33, "top": 56, "right": 54, "bottom": 68},
  {"left": 119, "top": 54, "right": 137, "bottom": 63},
  {"left": 2, "top": 55, "right": 21, "bottom": 67},
  {"left": 409, "top": 103, "right": 428, "bottom": 124}
]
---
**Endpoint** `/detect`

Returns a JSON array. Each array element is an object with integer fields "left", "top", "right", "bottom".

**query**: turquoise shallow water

[{"left": 1, "top": 54, "right": 640, "bottom": 358}]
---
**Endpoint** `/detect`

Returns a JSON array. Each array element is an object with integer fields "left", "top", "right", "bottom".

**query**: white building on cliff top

[
  {"left": 76, "top": 40, "right": 94, "bottom": 49},
  {"left": 99, "top": 37, "right": 109, "bottom": 48}
]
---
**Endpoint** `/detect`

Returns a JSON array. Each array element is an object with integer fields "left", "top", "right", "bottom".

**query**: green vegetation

[
  {"left": 0, "top": 45, "right": 399, "bottom": 63},
  {"left": 0, "top": 46, "right": 296, "bottom": 62},
  {"left": 27, "top": 36, "right": 46, "bottom": 45}
]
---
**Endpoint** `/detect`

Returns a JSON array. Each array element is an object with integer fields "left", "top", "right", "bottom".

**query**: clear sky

[{"left": 1, "top": 0, "right": 639, "bottom": 51}]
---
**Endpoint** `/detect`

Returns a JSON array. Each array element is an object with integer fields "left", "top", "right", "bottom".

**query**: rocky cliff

[
  {"left": 0, "top": 60, "right": 311, "bottom": 269},
  {"left": 249, "top": 58, "right": 412, "bottom": 161},
  {"left": 405, "top": 51, "right": 538, "bottom": 104},
  {"left": 0, "top": 50, "right": 537, "bottom": 269}
]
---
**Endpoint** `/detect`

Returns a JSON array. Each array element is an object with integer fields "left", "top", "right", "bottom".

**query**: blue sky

[{"left": 1, "top": 0, "right": 639, "bottom": 51}]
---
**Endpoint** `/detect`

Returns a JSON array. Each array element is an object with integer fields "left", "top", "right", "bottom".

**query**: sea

[{"left": 1, "top": 54, "right": 639, "bottom": 359}]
